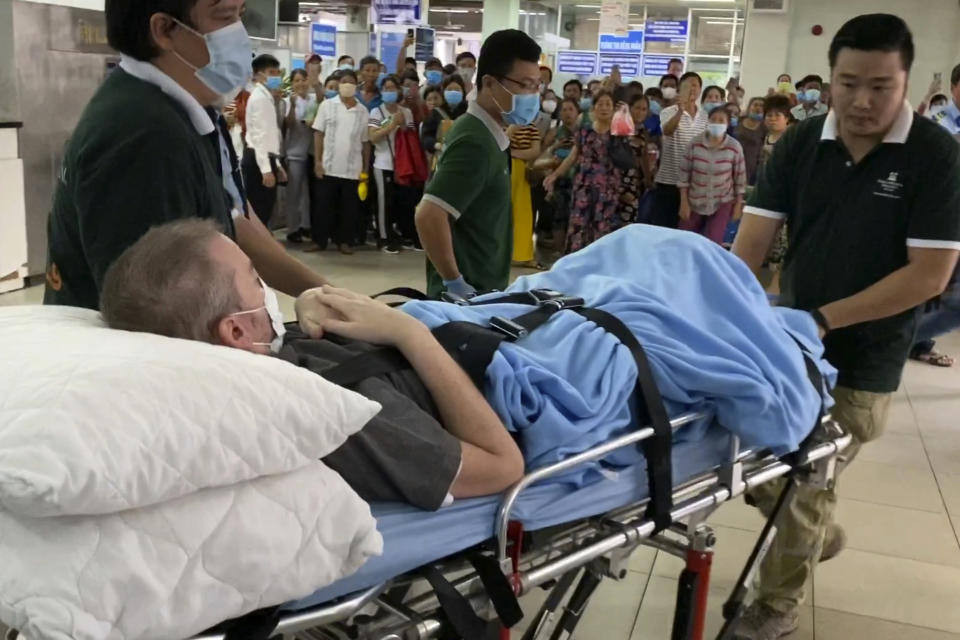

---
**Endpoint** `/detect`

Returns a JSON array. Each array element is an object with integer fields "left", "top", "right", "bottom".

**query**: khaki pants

[{"left": 747, "top": 386, "right": 892, "bottom": 613}]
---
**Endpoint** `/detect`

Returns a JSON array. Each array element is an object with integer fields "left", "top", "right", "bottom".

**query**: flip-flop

[{"left": 912, "top": 351, "right": 955, "bottom": 367}]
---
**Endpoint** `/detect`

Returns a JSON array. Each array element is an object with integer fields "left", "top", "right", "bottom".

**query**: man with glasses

[{"left": 415, "top": 29, "right": 542, "bottom": 298}]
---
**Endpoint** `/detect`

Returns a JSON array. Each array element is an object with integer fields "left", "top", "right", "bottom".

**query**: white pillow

[
  {"left": 0, "top": 305, "right": 381, "bottom": 517},
  {"left": 0, "top": 461, "right": 383, "bottom": 640}
]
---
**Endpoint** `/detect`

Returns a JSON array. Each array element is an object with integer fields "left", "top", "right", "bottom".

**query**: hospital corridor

[{"left": 2, "top": 0, "right": 960, "bottom": 639}]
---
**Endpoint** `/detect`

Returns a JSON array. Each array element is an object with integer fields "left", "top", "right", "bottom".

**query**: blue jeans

[{"left": 913, "top": 287, "right": 960, "bottom": 355}]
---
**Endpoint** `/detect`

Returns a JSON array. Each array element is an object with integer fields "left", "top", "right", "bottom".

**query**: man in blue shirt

[{"left": 930, "top": 62, "right": 960, "bottom": 140}]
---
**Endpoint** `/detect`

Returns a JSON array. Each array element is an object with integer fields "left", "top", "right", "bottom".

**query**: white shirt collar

[
  {"left": 467, "top": 100, "right": 510, "bottom": 151},
  {"left": 119, "top": 55, "right": 214, "bottom": 135},
  {"left": 820, "top": 100, "right": 913, "bottom": 144}
]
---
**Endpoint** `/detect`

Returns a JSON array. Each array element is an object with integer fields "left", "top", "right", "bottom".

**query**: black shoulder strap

[
  {"left": 371, "top": 287, "right": 432, "bottom": 301},
  {"left": 575, "top": 308, "right": 674, "bottom": 533},
  {"left": 420, "top": 565, "right": 494, "bottom": 640},
  {"left": 317, "top": 347, "right": 410, "bottom": 388},
  {"left": 431, "top": 322, "right": 507, "bottom": 389}
]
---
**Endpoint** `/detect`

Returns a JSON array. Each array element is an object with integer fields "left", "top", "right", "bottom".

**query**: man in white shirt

[
  {"left": 242, "top": 54, "right": 287, "bottom": 225},
  {"left": 789, "top": 74, "right": 829, "bottom": 122},
  {"left": 312, "top": 70, "right": 371, "bottom": 255}
]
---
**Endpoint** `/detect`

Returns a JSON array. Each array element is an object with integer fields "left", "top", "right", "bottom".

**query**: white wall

[{"left": 740, "top": 0, "right": 960, "bottom": 105}]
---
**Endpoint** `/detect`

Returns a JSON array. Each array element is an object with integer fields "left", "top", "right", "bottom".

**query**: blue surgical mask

[
  {"left": 804, "top": 89, "right": 821, "bottom": 104},
  {"left": 325, "top": 89, "right": 338, "bottom": 99},
  {"left": 425, "top": 70, "right": 443, "bottom": 85},
  {"left": 579, "top": 97, "right": 593, "bottom": 111},
  {"left": 648, "top": 101, "right": 662, "bottom": 116},
  {"left": 494, "top": 79, "right": 540, "bottom": 126},
  {"left": 702, "top": 101, "right": 723, "bottom": 113},
  {"left": 339, "top": 63, "right": 354, "bottom": 71},
  {"left": 730, "top": 116, "right": 739, "bottom": 128},
  {"left": 707, "top": 123, "right": 727, "bottom": 138},
  {"left": 444, "top": 90, "right": 463, "bottom": 107},
  {"left": 265, "top": 76, "right": 282, "bottom": 91},
  {"left": 402, "top": 86, "right": 412, "bottom": 97},
  {"left": 229, "top": 278, "right": 286, "bottom": 354},
  {"left": 796, "top": 91, "right": 806, "bottom": 102},
  {"left": 381, "top": 90, "right": 399, "bottom": 104},
  {"left": 749, "top": 113, "right": 763, "bottom": 121},
  {"left": 172, "top": 20, "right": 252, "bottom": 97}
]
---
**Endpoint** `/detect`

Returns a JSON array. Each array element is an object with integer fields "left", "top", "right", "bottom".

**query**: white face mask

[
  {"left": 339, "top": 83, "right": 357, "bottom": 98},
  {"left": 229, "top": 278, "right": 286, "bottom": 354},
  {"left": 662, "top": 87, "right": 677, "bottom": 100},
  {"left": 542, "top": 99, "right": 557, "bottom": 113},
  {"left": 458, "top": 66, "right": 476, "bottom": 83}
]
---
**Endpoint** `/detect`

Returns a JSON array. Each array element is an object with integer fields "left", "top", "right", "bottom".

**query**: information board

[
  {"left": 644, "top": 20, "right": 688, "bottom": 43},
  {"left": 379, "top": 31, "right": 407, "bottom": 73},
  {"left": 642, "top": 54, "right": 684, "bottom": 76},
  {"left": 599, "top": 53, "right": 641, "bottom": 77},
  {"left": 373, "top": 0, "right": 421, "bottom": 24},
  {"left": 310, "top": 23, "right": 337, "bottom": 57},
  {"left": 557, "top": 50, "right": 599, "bottom": 75},
  {"left": 598, "top": 30, "right": 644, "bottom": 53}
]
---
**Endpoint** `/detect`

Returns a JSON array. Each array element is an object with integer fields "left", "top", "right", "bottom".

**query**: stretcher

[{"left": 193, "top": 410, "right": 849, "bottom": 640}]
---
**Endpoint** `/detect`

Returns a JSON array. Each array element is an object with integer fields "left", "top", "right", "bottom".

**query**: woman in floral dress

[{"left": 543, "top": 90, "right": 624, "bottom": 254}]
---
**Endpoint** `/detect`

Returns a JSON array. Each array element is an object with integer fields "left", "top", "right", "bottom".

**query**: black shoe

[
  {"left": 381, "top": 243, "right": 401, "bottom": 255},
  {"left": 286, "top": 231, "right": 304, "bottom": 244},
  {"left": 299, "top": 228, "right": 312, "bottom": 240}
]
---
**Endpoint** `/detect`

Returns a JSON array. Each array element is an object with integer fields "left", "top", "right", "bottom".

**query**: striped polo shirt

[
  {"left": 677, "top": 132, "right": 747, "bottom": 215},
  {"left": 655, "top": 104, "right": 709, "bottom": 185}
]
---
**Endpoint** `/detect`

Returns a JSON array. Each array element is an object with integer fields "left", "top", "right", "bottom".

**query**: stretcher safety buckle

[
  {"left": 490, "top": 316, "right": 529, "bottom": 340},
  {"left": 441, "top": 291, "right": 476, "bottom": 305},
  {"left": 539, "top": 296, "right": 585, "bottom": 311}
]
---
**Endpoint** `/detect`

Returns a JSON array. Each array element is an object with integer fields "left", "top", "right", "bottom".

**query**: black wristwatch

[{"left": 810, "top": 308, "right": 831, "bottom": 334}]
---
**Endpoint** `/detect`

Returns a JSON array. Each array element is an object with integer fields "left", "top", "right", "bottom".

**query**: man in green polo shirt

[
  {"left": 415, "top": 30, "right": 543, "bottom": 298},
  {"left": 731, "top": 14, "right": 960, "bottom": 639},
  {"left": 44, "top": 0, "right": 327, "bottom": 311}
]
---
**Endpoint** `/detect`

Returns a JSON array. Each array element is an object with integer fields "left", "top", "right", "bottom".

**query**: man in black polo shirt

[
  {"left": 44, "top": 0, "right": 328, "bottom": 311},
  {"left": 731, "top": 14, "right": 960, "bottom": 639}
]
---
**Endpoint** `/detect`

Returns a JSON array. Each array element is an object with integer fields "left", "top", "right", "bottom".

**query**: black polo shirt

[
  {"left": 44, "top": 68, "right": 237, "bottom": 311},
  {"left": 746, "top": 103, "right": 960, "bottom": 392}
]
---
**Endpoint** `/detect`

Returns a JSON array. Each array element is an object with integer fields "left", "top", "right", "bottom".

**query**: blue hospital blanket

[{"left": 401, "top": 226, "right": 836, "bottom": 483}]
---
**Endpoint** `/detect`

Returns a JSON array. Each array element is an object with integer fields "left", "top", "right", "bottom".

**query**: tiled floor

[{"left": 2, "top": 245, "right": 959, "bottom": 639}]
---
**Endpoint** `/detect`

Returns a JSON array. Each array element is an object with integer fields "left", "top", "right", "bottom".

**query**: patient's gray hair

[{"left": 101, "top": 219, "right": 242, "bottom": 342}]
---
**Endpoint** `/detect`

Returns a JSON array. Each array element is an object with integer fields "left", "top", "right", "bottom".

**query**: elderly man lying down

[{"left": 100, "top": 219, "right": 524, "bottom": 511}]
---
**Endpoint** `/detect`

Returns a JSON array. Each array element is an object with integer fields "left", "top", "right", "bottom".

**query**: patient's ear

[{"left": 214, "top": 315, "right": 254, "bottom": 351}]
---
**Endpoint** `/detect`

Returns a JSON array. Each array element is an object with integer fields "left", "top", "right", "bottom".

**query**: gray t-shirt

[{"left": 277, "top": 328, "right": 462, "bottom": 511}]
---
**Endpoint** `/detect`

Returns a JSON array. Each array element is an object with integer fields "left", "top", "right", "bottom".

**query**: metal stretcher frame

[{"left": 193, "top": 412, "right": 850, "bottom": 640}]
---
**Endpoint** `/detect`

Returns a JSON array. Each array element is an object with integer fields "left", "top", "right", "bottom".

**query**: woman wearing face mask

[
  {"left": 543, "top": 91, "right": 626, "bottom": 254},
  {"left": 420, "top": 76, "right": 468, "bottom": 160},
  {"left": 618, "top": 94, "right": 653, "bottom": 224},
  {"left": 538, "top": 98, "right": 581, "bottom": 257},
  {"left": 769, "top": 73, "right": 798, "bottom": 106},
  {"left": 652, "top": 71, "right": 707, "bottom": 229},
  {"left": 282, "top": 69, "right": 318, "bottom": 244},
  {"left": 368, "top": 75, "right": 418, "bottom": 254},
  {"left": 676, "top": 106, "right": 746, "bottom": 245},
  {"left": 399, "top": 69, "right": 427, "bottom": 125},
  {"left": 659, "top": 74, "right": 679, "bottom": 106},
  {"left": 734, "top": 97, "right": 766, "bottom": 187},
  {"left": 642, "top": 88, "right": 664, "bottom": 139}
]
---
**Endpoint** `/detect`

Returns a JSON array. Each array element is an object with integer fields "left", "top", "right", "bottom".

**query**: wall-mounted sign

[
  {"left": 644, "top": 20, "right": 688, "bottom": 43},
  {"left": 599, "top": 53, "right": 640, "bottom": 77},
  {"left": 373, "top": 0, "right": 421, "bottom": 25},
  {"left": 642, "top": 54, "right": 684, "bottom": 76},
  {"left": 310, "top": 23, "right": 336, "bottom": 57},
  {"left": 557, "top": 50, "right": 599, "bottom": 75},
  {"left": 598, "top": 30, "right": 644, "bottom": 53},
  {"left": 598, "top": 0, "right": 630, "bottom": 37}
]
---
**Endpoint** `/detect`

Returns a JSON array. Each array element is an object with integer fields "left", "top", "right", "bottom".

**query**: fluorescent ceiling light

[
  {"left": 429, "top": 7, "right": 471, "bottom": 12},
  {"left": 679, "top": 0, "right": 736, "bottom": 3}
]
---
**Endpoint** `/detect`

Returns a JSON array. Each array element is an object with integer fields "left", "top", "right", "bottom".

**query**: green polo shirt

[
  {"left": 44, "top": 67, "right": 235, "bottom": 310},
  {"left": 747, "top": 103, "right": 960, "bottom": 392},
  {"left": 422, "top": 100, "right": 512, "bottom": 297}
]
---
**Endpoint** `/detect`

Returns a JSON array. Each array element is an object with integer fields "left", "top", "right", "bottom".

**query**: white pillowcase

[{"left": 0, "top": 305, "right": 381, "bottom": 517}]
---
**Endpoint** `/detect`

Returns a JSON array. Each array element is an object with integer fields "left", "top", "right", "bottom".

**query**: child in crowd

[{"left": 677, "top": 106, "right": 746, "bottom": 245}]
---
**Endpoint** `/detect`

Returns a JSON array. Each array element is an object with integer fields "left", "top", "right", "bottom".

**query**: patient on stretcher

[{"left": 100, "top": 219, "right": 524, "bottom": 512}]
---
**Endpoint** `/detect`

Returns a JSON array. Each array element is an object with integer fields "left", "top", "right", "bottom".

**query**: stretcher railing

[{"left": 192, "top": 414, "right": 850, "bottom": 640}]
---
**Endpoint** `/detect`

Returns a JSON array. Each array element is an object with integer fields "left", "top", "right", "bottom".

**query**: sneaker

[
  {"left": 733, "top": 602, "right": 799, "bottom": 640},
  {"left": 381, "top": 243, "right": 401, "bottom": 255},
  {"left": 819, "top": 524, "right": 847, "bottom": 562}
]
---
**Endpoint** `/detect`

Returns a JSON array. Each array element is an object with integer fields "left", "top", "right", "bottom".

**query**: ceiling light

[{"left": 429, "top": 8, "right": 470, "bottom": 13}]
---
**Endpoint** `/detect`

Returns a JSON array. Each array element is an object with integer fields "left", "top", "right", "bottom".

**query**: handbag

[{"left": 608, "top": 135, "right": 636, "bottom": 172}]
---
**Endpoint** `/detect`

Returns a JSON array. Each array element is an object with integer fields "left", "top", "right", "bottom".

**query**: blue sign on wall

[
  {"left": 644, "top": 20, "right": 688, "bottom": 43},
  {"left": 379, "top": 31, "right": 407, "bottom": 73},
  {"left": 310, "top": 23, "right": 337, "bottom": 57},
  {"left": 599, "top": 30, "right": 644, "bottom": 53},
  {"left": 557, "top": 50, "right": 599, "bottom": 75},
  {"left": 642, "top": 54, "right": 684, "bottom": 77},
  {"left": 373, "top": 0, "right": 421, "bottom": 24},
  {"left": 599, "top": 53, "right": 641, "bottom": 77}
]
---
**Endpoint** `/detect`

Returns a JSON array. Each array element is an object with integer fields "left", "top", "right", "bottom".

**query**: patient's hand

[
  {"left": 300, "top": 285, "right": 428, "bottom": 347},
  {"left": 296, "top": 288, "right": 347, "bottom": 338}
]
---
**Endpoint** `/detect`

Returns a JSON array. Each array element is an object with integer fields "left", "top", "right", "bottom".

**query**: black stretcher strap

[
  {"left": 371, "top": 287, "right": 432, "bottom": 301},
  {"left": 575, "top": 308, "right": 674, "bottom": 533},
  {"left": 420, "top": 565, "right": 490, "bottom": 640},
  {"left": 468, "top": 552, "right": 524, "bottom": 628},
  {"left": 317, "top": 348, "right": 410, "bottom": 388}
]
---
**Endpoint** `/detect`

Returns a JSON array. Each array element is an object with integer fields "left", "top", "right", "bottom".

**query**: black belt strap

[
  {"left": 575, "top": 308, "right": 674, "bottom": 532},
  {"left": 420, "top": 565, "right": 490, "bottom": 640},
  {"left": 468, "top": 552, "right": 524, "bottom": 628},
  {"left": 315, "top": 348, "right": 409, "bottom": 388},
  {"left": 371, "top": 286, "right": 432, "bottom": 301}
]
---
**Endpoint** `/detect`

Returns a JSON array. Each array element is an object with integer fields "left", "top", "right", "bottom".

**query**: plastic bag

[{"left": 610, "top": 104, "right": 635, "bottom": 136}]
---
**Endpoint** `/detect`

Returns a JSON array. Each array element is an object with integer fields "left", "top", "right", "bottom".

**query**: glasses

[{"left": 501, "top": 76, "right": 540, "bottom": 93}]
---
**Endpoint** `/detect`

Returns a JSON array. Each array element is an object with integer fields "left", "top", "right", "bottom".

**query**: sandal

[{"left": 911, "top": 350, "right": 955, "bottom": 367}]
